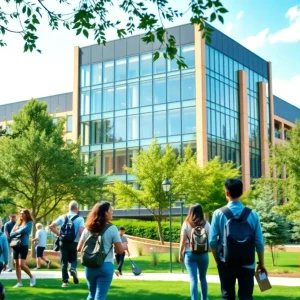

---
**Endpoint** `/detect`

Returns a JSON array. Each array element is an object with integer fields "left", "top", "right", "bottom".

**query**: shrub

[
  {"left": 173, "top": 249, "right": 180, "bottom": 263},
  {"left": 137, "top": 246, "right": 144, "bottom": 256},
  {"left": 150, "top": 248, "right": 159, "bottom": 266},
  {"left": 112, "top": 219, "right": 182, "bottom": 243}
]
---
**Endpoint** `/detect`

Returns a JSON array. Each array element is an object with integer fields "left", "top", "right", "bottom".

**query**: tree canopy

[{"left": 0, "top": 0, "right": 227, "bottom": 67}]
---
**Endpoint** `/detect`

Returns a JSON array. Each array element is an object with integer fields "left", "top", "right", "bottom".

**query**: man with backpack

[
  {"left": 209, "top": 179, "right": 267, "bottom": 300},
  {"left": 49, "top": 201, "right": 85, "bottom": 287}
]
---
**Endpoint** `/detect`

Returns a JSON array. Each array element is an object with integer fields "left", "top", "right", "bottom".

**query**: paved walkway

[{"left": 1, "top": 271, "right": 299, "bottom": 287}]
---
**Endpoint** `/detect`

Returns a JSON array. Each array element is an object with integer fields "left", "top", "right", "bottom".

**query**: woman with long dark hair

[
  {"left": 10, "top": 209, "right": 36, "bottom": 288},
  {"left": 77, "top": 202, "right": 124, "bottom": 300},
  {"left": 179, "top": 204, "right": 211, "bottom": 300}
]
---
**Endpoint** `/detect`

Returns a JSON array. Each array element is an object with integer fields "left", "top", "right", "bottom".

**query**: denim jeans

[
  {"left": 85, "top": 262, "right": 114, "bottom": 300},
  {"left": 184, "top": 251, "right": 209, "bottom": 300},
  {"left": 60, "top": 242, "right": 78, "bottom": 283}
]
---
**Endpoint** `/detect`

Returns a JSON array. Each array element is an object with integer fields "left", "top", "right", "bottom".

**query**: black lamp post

[{"left": 162, "top": 177, "right": 172, "bottom": 273}]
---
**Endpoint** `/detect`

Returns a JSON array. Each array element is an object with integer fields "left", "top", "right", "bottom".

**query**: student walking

[
  {"left": 31, "top": 223, "right": 51, "bottom": 270},
  {"left": 179, "top": 204, "right": 211, "bottom": 300},
  {"left": 114, "top": 226, "right": 130, "bottom": 276},
  {"left": 209, "top": 179, "right": 267, "bottom": 300},
  {"left": 10, "top": 209, "right": 36, "bottom": 288},
  {"left": 0, "top": 228, "right": 9, "bottom": 274},
  {"left": 49, "top": 201, "right": 84, "bottom": 287},
  {"left": 4, "top": 213, "right": 16, "bottom": 272},
  {"left": 77, "top": 201, "right": 124, "bottom": 300}
]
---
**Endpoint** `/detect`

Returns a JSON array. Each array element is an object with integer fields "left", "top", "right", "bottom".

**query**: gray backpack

[
  {"left": 81, "top": 224, "right": 112, "bottom": 268},
  {"left": 189, "top": 221, "right": 209, "bottom": 254}
]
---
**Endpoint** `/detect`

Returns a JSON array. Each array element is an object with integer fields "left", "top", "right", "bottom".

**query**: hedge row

[{"left": 112, "top": 219, "right": 182, "bottom": 243}]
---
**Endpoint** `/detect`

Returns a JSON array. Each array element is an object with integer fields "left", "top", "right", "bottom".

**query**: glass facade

[{"left": 79, "top": 45, "right": 196, "bottom": 180}]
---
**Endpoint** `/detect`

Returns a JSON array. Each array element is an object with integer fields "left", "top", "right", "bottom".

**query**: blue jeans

[
  {"left": 184, "top": 251, "right": 209, "bottom": 300},
  {"left": 85, "top": 262, "right": 114, "bottom": 300}
]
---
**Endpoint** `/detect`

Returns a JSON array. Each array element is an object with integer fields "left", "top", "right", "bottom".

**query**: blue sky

[{"left": 0, "top": 0, "right": 299, "bottom": 107}]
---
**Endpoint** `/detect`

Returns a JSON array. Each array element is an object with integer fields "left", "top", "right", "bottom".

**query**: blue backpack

[{"left": 221, "top": 206, "right": 255, "bottom": 266}]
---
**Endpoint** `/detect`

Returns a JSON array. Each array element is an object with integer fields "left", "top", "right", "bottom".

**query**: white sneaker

[
  {"left": 13, "top": 283, "right": 23, "bottom": 288},
  {"left": 30, "top": 277, "right": 36, "bottom": 287}
]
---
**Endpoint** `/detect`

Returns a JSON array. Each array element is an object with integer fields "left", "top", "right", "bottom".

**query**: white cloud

[
  {"left": 269, "top": 5, "right": 300, "bottom": 44},
  {"left": 223, "top": 22, "right": 233, "bottom": 35},
  {"left": 240, "top": 28, "right": 269, "bottom": 51},
  {"left": 273, "top": 75, "right": 300, "bottom": 108},
  {"left": 236, "top": 10, "right": 244, "bottom": 20}
]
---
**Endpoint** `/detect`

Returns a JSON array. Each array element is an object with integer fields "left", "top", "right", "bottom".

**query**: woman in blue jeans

[
  {"left": 179, "top": 204, "right": 211, "bottom": 300},
  {"left": 77, "top": 202, "right": 124, "bottom": 300}
]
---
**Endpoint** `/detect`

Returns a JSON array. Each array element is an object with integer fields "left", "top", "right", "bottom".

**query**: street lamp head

[{"left": 162, "top": 178, "right": 171, "bottom": 193}]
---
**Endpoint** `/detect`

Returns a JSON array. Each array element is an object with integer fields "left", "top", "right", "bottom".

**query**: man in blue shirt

[
  {"left": 209, "top": 179, "right": 267, "bottom": 300},
  {"left": 49, "top": 201, "right": 84, "bottom": 287}
]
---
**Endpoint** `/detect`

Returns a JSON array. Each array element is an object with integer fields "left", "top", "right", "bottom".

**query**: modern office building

[{"left": 1, "top": 24, "right": 300, "bottom": 190}]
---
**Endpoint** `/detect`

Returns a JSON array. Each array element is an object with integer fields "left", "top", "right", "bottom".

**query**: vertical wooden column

[
  {"left": 194, "top": 25, "right": 207, "bottom": 167},
  {"left": 239, "top": 70, "right": 250, "bottom": 191},
  {"left": 280, "top": 122, "right": 285, "bottom": 140},
  {"left": 259, "top": 81, "right": 270, "bottom": 177},
  {"left": 72, "top": 46, "right": 80, "bottom": 141}
]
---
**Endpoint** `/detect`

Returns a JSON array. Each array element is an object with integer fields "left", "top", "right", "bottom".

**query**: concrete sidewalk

[{"left": 1, "top": 271, "right": 299, "bottom": 287}]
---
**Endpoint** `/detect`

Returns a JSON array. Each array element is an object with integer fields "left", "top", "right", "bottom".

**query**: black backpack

[
  {"left": 221, "top": 206, "right": 255, "bottom": 266},
  {"left": 59, "top": 215, "right": 79, "bottom": 243}
]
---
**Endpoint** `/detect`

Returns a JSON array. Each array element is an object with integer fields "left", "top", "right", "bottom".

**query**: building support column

[
  {"left": 194, "top": 25, "right": 207, "bottom": 167},
  {"left": 73, "top": 46, "right": 80, "bottom": 141},
  {"left": 239, "top": 70, "right": 250, "bottom": 191},
  {"left": 259, "top": 81, "right": 270, "bottom": 177}
]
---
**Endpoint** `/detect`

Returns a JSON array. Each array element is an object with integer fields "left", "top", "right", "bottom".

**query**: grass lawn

[
  {"left": 2, "top": 279, "right": 300, "bottom": 300},
  {"left": 117, "top": 252, "right": 300, "bottom": 276}
]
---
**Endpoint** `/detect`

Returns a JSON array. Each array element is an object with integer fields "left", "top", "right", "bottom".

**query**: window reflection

[
  {"left": 127, "top": 148, "right": 139, "bottom": 168},
  {"left": 115, "top": 149, "right": 126, "bottom": 174},
  {"left": 103, "top": 87, "right": 114, "bottom": 112},
  {"left": 92, "top": 152, "right": 101, "bottom": 176},
  {"left": 182, "top": 74, "right": 195, "bottom": 100},
  {"left": 103, "top": 150, "right": 113, "bottom": 174},
  {"left": 168, "top": 109, "right": 181, "bottom": 136},
  {"left": 127, "top": 115, "right": 139, "bottom": 140},
  {"left": 128, "top": 56, "right": 139, "bottom": 79},
  {"left": 140, "top": 53, "right": 152, "bottom": 76},
  {"left": 181, "top": 45, "right": 195, "bottom": 68},
  {"left": 103, "top": 61, "right": 114, "bottom": 83},
  {"left": 154, "top": 78, "right": 166, "bottom": 104},
  {"left": 167, "top": 76, "right": 180, "bottom": 102},
  {"left": 67, "top": 115, "right": 73, "bottom": 132},
  {"left": 103, "top": 118, "right": 114, "bottom": 143},
  {"left": 91, "top": 89, "right": 101, "bottom": 114},
  {"left": 115, "top": 59, "right": 126, "bottom": 81},
  {"left": 140, "top": 81, "right": 152, "bottom": 106},
  {"left": 115, "top": 117, "right": 126, "bottom": 142},
  {"left": 154, "top": 52, "right": 166, "bottom": 74},
  {"left": 80, "top": 65, "right": 90, "bottom": 87},
  {"left": 127, "top": 83, "right": 139, "bottom": 108},
  {"left": 91, "top": 121, "right": 101, "bottom": 144},
  {"left": 91, "top": 63, "right": 102, "bottom": 85},
  {"left": 154, "top": 111, "right": 166, "bottom": 137},
  {"left": 140, "top": 113, "right": 152, "bottom": 139},
  {"left": 115, "top": 86, "right": 126, "bottom": 110},
  {"left": 81, "top": 122, "right": 90, "bottom": 146},
  {"left": 182, "top": 108, "right": 195, "bottom": 134},
  {"left": 80, "top": 91, "right": 90, "bottom": 115}
]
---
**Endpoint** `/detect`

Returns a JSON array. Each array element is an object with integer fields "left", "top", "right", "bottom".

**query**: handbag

[
  {"left": 10, "top": 235, "right": 22, "bottom": 248},
  {"left": 129, "top": 258, "right": 142, "bottom": 276}
]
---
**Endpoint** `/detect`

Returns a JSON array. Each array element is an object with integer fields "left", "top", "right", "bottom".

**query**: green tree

[
  {"left": 291, "top": 221, "right": 300, "bottom": 243},
  {"left": 0, "top": 99, "right": 105, "bottom": 255},
  {"left": 252, "top": 188, "right": 291, "bottom": 266},
  {"left": 173, "top": 147, "right": 240, "bottom": 215},
  {"left": 0, "top": 1, "right": 227, "bottom": 66},
  {"left": 109, "top": 140, "right": 178, "bottom": 244}
]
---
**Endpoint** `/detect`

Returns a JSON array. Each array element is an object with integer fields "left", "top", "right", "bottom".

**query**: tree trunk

[
  {"left": 31, "top": 221, "right": 36, "bottom": 258},
  {"left": 270, "top": 245, "right": 275, "bottom": 266},
  {"left": 157, "top": 219, "right": 164, "bottom": 245}
]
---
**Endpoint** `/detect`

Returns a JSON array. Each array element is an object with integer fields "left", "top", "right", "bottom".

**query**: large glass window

[
  {"left": 91, "top": 121, "right": 101, "bottom": 144},
  {"left": 80, "top": 65, "right": 90, "bottom": 87},
  {"left": 103, "top": 87, "right": 114, "bottom": 112},
  {"left": 103, "top": 118, "right": 114, "bottom": 143},
  {"left": 154, "top": 111, "right": 166, "bottom": 137},
  {"left": 140, "top": 53, "right": 152, "bottom": 77},
  {"left": 154, "top": 52, "right": 166, "bottom": 74},
  {"left": 91, "top": 63, "right": 102, "bottom": 85},
  {"left": 127, "top": 148, "right": 139, "bottom": 167},
  {"left": 115, "top": 59, "right": 126, "bottom": 81},
  {"left": 127, "top": 115, "right": 139, "bottom": 140},
  {"left": 140, "top": 113, "right": 152, "bottom": 139},
  {"left": 115, "top": 116, "right": 126, "bottom": 142},
  {"left": 115, "top": 86, "right": 126, "bottom": 110},
  {"left": 168, "top": 109, "right": 181, "bottom": 136},
  {"left": 92, "top": 152, "right": 101, "bottom": 176},
  {"left": 103, "top": 150, "right": 113, "bottom": 174},
  {"left": 81, "top": 122, "right": 90, "bottom": 146},
  {"left": 127, "top": 83, "right": 139, "bottom": 108},
  {"left": 128, "top": 56, "right": 139, "bottom": 79},
  {"left": 80, "top": 91, "right": 90, "bottom": 115},
  {"left": 115, "top": 149, "right": 126, "bottom": 174},
  {"left": 167, "top": 47, "right": 179, "bottom": 72},
  {"left": 182, "top": 108, "right": 195, "bottom": 134},
  {"left": 140, "top": 80, "right": 152, "bottom": 106},
  {"left": 91, "top": 89, "right": 101, "bottom": 114},
  {"left": 154, "top": 78, "right": 166, "bottom": 104},
  {"left": 181, "top": 45, "right": 195, "bottom": 68},
  {"left": 103, "top": 61, "right": 114, "bottom": 83},
  {"left": 67, "top": 115, "right": 73, "bottom": 132},
  {"left": 181, "top": 74, "right": 195, "bottom": 100},
  {"left": 167, "top": 76, "right": 180, "bottom": 102}
]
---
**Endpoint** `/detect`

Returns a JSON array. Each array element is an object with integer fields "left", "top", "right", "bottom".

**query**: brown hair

[
  {"left": 85, "top": 201, "right": 111, "bottom": 233},
  {"left": 185, "top": 204, "right": 204, "bottom": 227},
  {"left": 17, "top": 209, "right": 33, "bottom": 225}
]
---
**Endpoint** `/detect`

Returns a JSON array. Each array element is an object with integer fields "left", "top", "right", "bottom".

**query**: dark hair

[
  {"left": 85, "top": 201, "right": 111, "bottom": 233},
  {"left": 17, "top": 209, "right": 33, "bottom": 225},
  {"left": 224, "top": 179, "right": 243, "bottom": 199},
  {"left": 119, "top": 227, "right": 125, "bottom": 231},
  {"left": 185, "top": 204, "right": 204, "bottom": 227}
]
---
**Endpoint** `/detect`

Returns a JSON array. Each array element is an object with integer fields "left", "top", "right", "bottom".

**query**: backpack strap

[
  {"left": 100, "top": 224, "right": 112, "bottom": 237},
  {"left": 240, "top": 207, "right": 252, "bottom": 220},
  {"left": 70, "top": 215, "right": 79, "bottom": 222},
  {"left": 220, "top": 206, "right": 234, "bottom": 220}
]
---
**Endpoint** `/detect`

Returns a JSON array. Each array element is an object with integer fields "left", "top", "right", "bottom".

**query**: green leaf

[
  {"left": 153, "top": 51, "right": 160, "bottom": 61},
  {"left": 22, "top": 6, "right": 26, "bottom": 14},
  {"left": 83, "top": 29, "right": 89, "bottom": 38},
  {"left": 210, "top": 12, "right": 216, "bottom": 22},
  {"left": 218, "top": 15, "right": 224, "bottom": 24},
  {"left": 218, "top": 8, "right": 229, "bottom": 14}
]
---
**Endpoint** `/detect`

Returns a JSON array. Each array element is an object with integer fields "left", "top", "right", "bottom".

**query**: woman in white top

[
  {"left": 179, "top": 204, "right": 211, "bottom": 300},
  {"left": 77, "top": 202, "right": 124, "bottom": 300}
]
